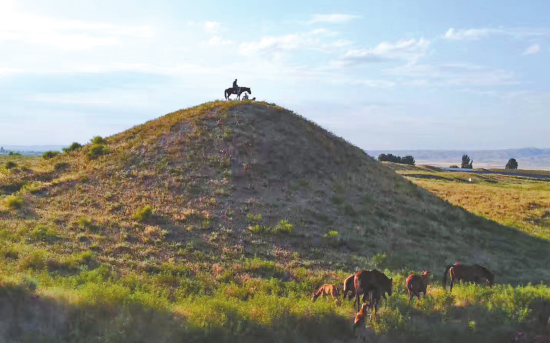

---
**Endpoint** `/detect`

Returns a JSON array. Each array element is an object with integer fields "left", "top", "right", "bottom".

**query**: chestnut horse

[
  {"left": 406, "top": 270, "right": 430, "bottom": 302},
  {"left": 353, "top": 302, "right": 369, "bottom": 333},
  {"left": 312, "top": 284, "right": 341, "bottom": 305},
  {"left": 354, "top": 269, "right": 392, "bottom": 312},
  {"left": 443, "top": 263, "right": 494, "bottom": 292}
]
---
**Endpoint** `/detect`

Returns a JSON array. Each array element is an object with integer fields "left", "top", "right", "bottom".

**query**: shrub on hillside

[
  {"left": 42, "top": 151, "right": 60, "bottom": 159},
  {"left": 88, "top": 144, "right": 108, "bottom": 159},
  {"left": 90, "top": 136, "right": 106, "bottom": 145},
  {"left": 8, "top": 152, "right": 21, "bottom": 156},
  {"left": 449, "top": 165, "right": 459, "bottom": 168},
  {"left": 62, "top": 142, "right": 82, "bottom": 153},
  {"left": 54, "top": 162, "right": 70, "bottom": 171},
  {"left": 5, "top": 196, "right": 23, "bottom": 209},
  {"left": 378, "top": 153, "right": 415, "bottom": 166},
  {"left": 505, "top": 158, "right": 518, "bottom": 170},
  {"left": 132, "top": 206, "right": 153, "bottom": 222},
  {"left": 4, "top": 161, "right": 17, "bottom": 169},
  {"left": 273, "top": 220, "right": 294, "bottom": 234}
]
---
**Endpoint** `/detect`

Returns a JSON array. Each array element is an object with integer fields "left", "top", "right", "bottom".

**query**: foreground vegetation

[{"left": 1, "top": 102, "right": 550, "bottom": 342}]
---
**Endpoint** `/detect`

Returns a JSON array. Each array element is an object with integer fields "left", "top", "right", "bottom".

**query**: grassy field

[{"left": 1, "top": 103, "right": 550, "bottom": 342}]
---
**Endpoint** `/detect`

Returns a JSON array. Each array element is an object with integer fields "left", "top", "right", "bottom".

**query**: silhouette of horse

[
  {"left": 311, "top": 284, "right": 341, "bottom": 305},
  {"left": 354, "top": 269, "right": 392, "bottom": 312},
  {"left": 225, "top": 87, "right": 251, "bottom": 100},
  {"left": 343, "top": 274, "right": 356, "bottom": 301},
  {"left": 442, "top": 263, "right": 494, "bottom": 292},
  {"left": 406, "top": 270, "right": 430, "bottom": 302}
]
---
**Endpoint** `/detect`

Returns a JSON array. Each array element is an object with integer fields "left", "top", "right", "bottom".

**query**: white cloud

[
  {"left": 206, "top": 36, "right": 233, "bottom": 46},
  {"left": 188, "top": 21, "right": 225, "bottom": 34},
  {"left": 387, "top": 63, "right": 517, "bottom": 87},
  {"left": 444, "top": 27, "right": 550, "bottom": 41},
  {"left": 443, "top": 28, "right": 493, "bottom": 41},
  {"left": 239, "top": 29, "right": 345, "bottom": 58},
  {"left": 0, "top": 4, "right": 153, "bottom": 50},
  {"left": 204, "top": 21, "right": 224, "bottom": 34},
  {"left": 334, "top": 38, "right": 430, "bottom": 67},
  {"left": 523, "top": 43, "right": 541, "bottom": 55},
  {"left": 307, "top": 14, "right": 360, "bottom": 25}
]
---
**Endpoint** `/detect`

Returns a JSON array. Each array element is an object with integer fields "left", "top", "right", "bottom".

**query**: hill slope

[{"left": 1, "top": 101, "right": 550, "bottom": 342}]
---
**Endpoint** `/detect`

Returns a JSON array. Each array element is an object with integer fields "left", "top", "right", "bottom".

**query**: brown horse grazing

[
  {"left": 354, "top": 270, "right": 393, "bottom": 312},
  {"left": 343, "top": 274, "right": 356, "bottom": 301},
  {"left": 312, "top": 284, "right": 341, "bottom": 305},
  {"left": 443, "top": 263, "right": 494, "bottom": 292},
  {"left": 406, "top": 270, "right": 430, "bottom": 302}
]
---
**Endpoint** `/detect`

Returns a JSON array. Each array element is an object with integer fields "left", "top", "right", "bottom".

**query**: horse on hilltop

[
  {"left": 443, "top": 263, "right": 494, "bottom": 292},
  {"left": 225, "top": 86, "right": 251, "bottom": 100}
]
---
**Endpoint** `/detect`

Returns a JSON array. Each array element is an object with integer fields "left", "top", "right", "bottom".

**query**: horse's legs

[
  {"left": 449, "top": 278, "right": 454, "bottom": 293},
  {"left": 408, "top": 289, "right": 412, "bottom": 303}
]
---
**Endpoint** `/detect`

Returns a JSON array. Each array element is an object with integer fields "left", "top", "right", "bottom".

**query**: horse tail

[{"left": 442, "top": 265, "right": 453, "bottom": 289}]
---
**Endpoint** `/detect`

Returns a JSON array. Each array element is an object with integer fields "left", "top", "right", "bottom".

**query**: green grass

[{"left": 1, "top": 102, "right": 550, "bottom": 342}]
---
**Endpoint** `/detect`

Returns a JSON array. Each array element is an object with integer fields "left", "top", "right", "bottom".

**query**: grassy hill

[{"left": 1, "top": 101, "right": 550, "bottom": 342}]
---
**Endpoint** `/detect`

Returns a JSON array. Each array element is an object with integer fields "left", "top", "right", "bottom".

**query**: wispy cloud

[
  {"left": 188, "top": 21, "right": 225, "bottom": 34},
  {"left": 307, "top": 14, "right": 360, "bottom": 25},
  {"left": 239, "top": 29, "right": 346, "bottom": 58},
  {"left": 444, "top": 27, "right": 550, "bottom": 40},
  {"left": 443, "top": 28, "right": 493, "bottom": 41},
  {"left": 333, "top": 38, "right": 430, "bottom": 67},
  {"left": 0, "top": 4, "right": 153, "bottom": 50},
  {"left": 206, "top": 36, "right": 233, "bottom": 46},
  {"left": 523, "top": 43, "right": 541, "bottom": 55},
  {"left": 387, "top": 63, "right": 517, "bottom": 87}
]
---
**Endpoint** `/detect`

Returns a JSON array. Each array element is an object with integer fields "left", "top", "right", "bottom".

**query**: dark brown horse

[
  {"left": 443, "top": 263, "right": 494, "bottom": 292},
  {"left": 406, "top": 270, "right": 430, "bottom": 302},
  {"left": 224, "top": 86, "right": 251, "bottom": 100},
  {"left": 343, "top": 274, "right": 356, "bottom": 301},
  {"left": 354, "top": 269, "right": 392, "bottom": 312}
]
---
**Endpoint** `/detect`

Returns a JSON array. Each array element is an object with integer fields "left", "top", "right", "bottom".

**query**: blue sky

[{"left": 1, "top": 0, "right": 549, "bottom": 150}]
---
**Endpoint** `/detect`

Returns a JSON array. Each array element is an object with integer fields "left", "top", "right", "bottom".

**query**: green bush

[
  {"left": 88, "top": 144, "right": 108, "bottom": 159},
  {"left": 42, "top": 151, "right": 60, "bottom": 159},
  {"left": 132, "top": 206, "right": 153, "bottom": 222},
  {"left": 4, "top": 161, "right": 17, "bottom": 169},
  {"left": 273, "top": 220, "right": 294, "bottom": 234},
  {"left": 8, "top": 152, "right": 21, "bottom": 156},
  {"left": 90, "top": 136, "right": 106, "bottom": 145},
  {"left": 31, "top": 225, "right": 60, "bottom": 242},
  {"left": 62, "top": 142, "right": 82, "bottom": 153},
  {"left": 5, "top": 196, "right": 23, "bottom": 209},
  {"left": 77, "top": 217, "right": 93, "bottom": 230},
  {"left": 323, "top": 230, "right": 339, "bottom": 238},
  {"left": 54, "top": 162, "right": 70, "bottom": 171}
]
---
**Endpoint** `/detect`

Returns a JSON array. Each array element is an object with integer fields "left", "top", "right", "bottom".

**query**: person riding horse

[{"left": 233, "top": 79, "right": 240, "bottom": 96}]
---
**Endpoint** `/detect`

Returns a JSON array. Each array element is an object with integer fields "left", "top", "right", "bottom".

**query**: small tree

[
  {"left": 505, "top": 158, "right": 518, "bottom": 170},
  {"left": 401, "top": 155, "right": 415, "bottom": 166},
  {"left": 461, "top": 155, "right": 473, "bottom": 169}
]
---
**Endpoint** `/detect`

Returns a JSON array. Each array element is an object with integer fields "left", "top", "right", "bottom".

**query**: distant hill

[
  {"left": 0, "top": 145, "right": 65, "bottom": 155},
  {"left": 366, "top": 148, "right": 550, "bottom": 170}
]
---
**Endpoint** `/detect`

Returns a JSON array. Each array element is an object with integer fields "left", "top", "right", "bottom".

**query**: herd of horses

[{"left": 311, "top": 263, "right": 495, "bottom": 332}]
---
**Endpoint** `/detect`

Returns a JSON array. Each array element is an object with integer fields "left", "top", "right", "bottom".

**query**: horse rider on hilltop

[{"left": 233, "top": 79, "right": 240, "bottom": 95}]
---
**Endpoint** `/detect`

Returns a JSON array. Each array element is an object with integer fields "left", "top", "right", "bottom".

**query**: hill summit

[{"left": 4, "top": 100, "right": 548, "bottom": 282}]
